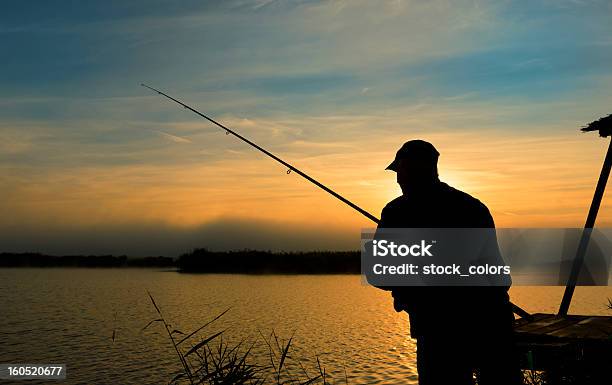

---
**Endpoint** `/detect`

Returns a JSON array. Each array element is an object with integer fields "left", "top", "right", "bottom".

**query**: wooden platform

[
  {"left": 515, "top": 313, "right": 612, "bottom": 341},
  {"left": 513, "top": 313, "right": 612, "bottom": 377}
]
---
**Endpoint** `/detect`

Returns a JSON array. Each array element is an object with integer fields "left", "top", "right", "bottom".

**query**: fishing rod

[
  {"left": 141, "top": 83, "right": 380, "bottom": 224},
  {"left": 142, "top": 84, "right": 531, "bottom": 318}
]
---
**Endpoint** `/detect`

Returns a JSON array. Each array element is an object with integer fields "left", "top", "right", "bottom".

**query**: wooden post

[{"left": 558, "top": 137, "right": 612, "bottom": 316}]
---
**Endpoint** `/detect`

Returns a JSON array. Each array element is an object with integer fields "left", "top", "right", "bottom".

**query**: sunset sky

[{"left": 2, "top": 0, "right": 612, "bottom": 255}]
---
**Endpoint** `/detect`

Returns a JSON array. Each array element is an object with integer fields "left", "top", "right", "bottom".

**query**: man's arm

[
  {"left": 373, "top": 204, "right": 416, "bottom": 312},
  {"left": 370, "top": 205, "right": 393, "bottom": 291}
]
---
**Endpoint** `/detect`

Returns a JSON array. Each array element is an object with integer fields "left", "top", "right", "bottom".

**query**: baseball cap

[{"left": 386, "top": 140, "right": 439, "bottom": 171}]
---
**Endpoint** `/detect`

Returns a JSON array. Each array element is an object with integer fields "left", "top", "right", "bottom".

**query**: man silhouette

[{"left": 377, "top": 140, "right": 520, "bottom": 385}]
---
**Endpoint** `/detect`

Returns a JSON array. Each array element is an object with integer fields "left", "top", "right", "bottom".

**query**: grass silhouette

[{"left": 144, "top": 292, "right": 340, "bottom": 385}]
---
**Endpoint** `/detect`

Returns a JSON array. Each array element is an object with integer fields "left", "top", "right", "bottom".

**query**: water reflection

[{"left": 0, "top": 269, "right": 609, "bottom": 384}]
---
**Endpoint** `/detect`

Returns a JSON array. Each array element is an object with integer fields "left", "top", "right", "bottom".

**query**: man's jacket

[{"left": 376, "top": 181, "right": 512, "bottom": 338}]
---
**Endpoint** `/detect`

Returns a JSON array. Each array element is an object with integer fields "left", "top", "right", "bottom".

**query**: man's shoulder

[
  {"left": 382, "top": 195, "right": 408, "bottom": 213},
  {"left": 384, "top": 195, "right": 405, "bottom": 207},
  {"left": 440, "top": 183, "right": 489, "bottom": 211},
  {"left": 440, "top": 183, "right": 494, "bottom": 226},
  {"left": 380, "top": 182, "right": 494, "bottom": 227},
  {"left": 382, "top": 183, "right": 490, "bottom": 211}
]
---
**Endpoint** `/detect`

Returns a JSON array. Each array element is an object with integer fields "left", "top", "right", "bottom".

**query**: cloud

[
  {"left": 156, "top": 130, "right": 193, "bottom": 144},
  {"left": 0, "top": 130, "right": 35, "bottom": 154}
]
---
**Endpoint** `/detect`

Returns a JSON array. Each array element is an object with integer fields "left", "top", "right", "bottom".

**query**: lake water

[{"left": 0, "top": 268, "right": 610, "bottom": 384}]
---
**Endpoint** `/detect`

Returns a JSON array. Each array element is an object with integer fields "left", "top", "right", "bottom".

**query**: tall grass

[{"left": 144, "top": 292, "right": 340, "bottom": 385}]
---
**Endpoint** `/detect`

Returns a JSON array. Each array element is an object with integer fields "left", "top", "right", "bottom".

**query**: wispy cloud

[{"left": 156, "top": 130, "right": 192, "bottom": 144}]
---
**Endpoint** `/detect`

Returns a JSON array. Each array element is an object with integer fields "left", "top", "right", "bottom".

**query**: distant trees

[
  {"left": 178, "top": 248, "right": 360, "bottom": 274},
  {"left": 0, "top": 253, "right": 173, "bottom": 268},
  {"left": 0, "top": 250, "right": 361, "bottom": 273}
]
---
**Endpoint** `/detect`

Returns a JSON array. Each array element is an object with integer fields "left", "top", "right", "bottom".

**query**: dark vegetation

[
  {"left": 178, "top": 249, "right": 360, "bottom": 274},
  {"left": 0, "top": 252, "right": 174, "bottom": 268},
  {"left": 144, "top": 292, "right": 343, "bottom": 385},
  {"left": 0, "top": 250, "right": 360, "bottom": 273}
]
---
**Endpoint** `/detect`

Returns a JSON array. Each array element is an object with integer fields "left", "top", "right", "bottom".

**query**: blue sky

[
  {"left": 3, "top": 1, "right": 611, "bottom": 106},
  {"left": 2, "top": 0, "right": 612, "bottom": 254}
]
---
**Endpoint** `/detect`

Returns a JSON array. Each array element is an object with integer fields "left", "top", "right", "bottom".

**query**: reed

[{"left": 144, "top": 292, "right": 338, "bottom": 385}]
